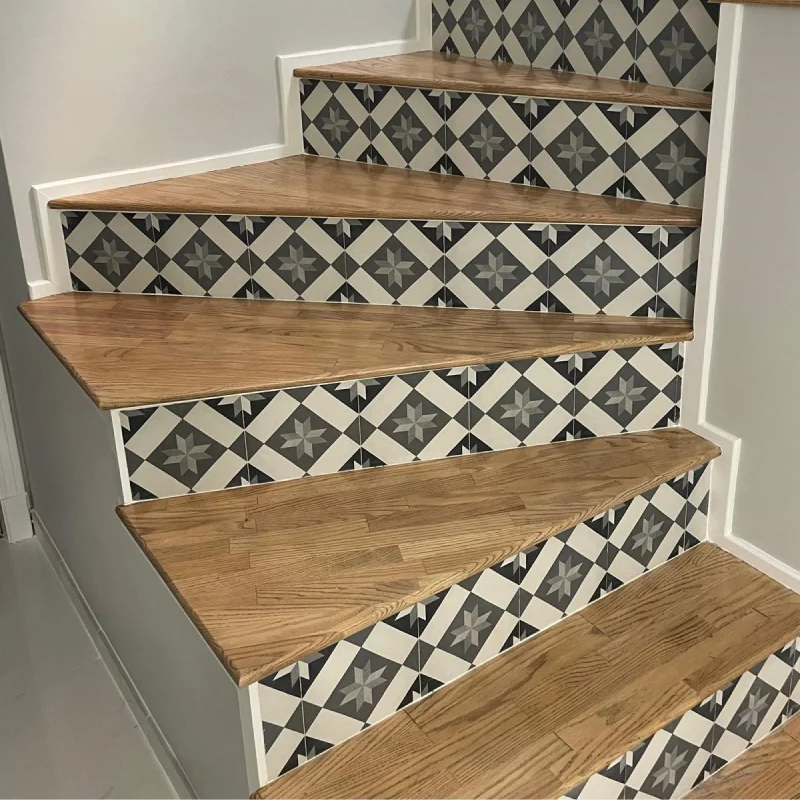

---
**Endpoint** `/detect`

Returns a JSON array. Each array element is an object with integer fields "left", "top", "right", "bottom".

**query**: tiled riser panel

[
  {"left": 432, "top": 0, "right": 719, "bottom": 92},
  {"left": 566, "top": 634, "right": 800, "bottom": 799},
  {"left": 257, "top": 464, "right": 712, "bottom": 782},
  {"left": 300, "top": 80, "right": 711, "bottom": 207},
  {"left": 62, "top": 213, "right": 698, "bottom": 319},
  {"left": 116, "top": 343, "right": 683, "bottom": 501}
]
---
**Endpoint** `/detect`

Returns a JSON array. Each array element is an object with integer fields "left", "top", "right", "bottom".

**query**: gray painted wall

[
  {"left": 0, "top": 1, "right": 415, "bottom": 795},
  {"left": 705, "top": 5, "right": 800, "bottom": 570}
]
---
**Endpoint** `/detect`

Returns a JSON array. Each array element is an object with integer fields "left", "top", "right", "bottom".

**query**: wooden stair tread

[
  {"left": 117, "top": 428, "right": 720, "bottom": 687},
  {"left": 255, "top": 544, "right": 800, "bottom": 799},
  {"left": 20, "top": 293, "right": 693, "bottom": 410},
  {"left": 49, "top": 155, "right": 702, "bottom": 225},
  {"left": 295, "top": 51, "right": 713, "bottom": 110},
  {"left": 686, "top": 716, "right": 800, "bottom": 799}
]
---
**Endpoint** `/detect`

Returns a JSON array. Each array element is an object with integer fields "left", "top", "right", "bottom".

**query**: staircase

[{"left": 18, "top": 1, "right": 800, "bottom": 797}]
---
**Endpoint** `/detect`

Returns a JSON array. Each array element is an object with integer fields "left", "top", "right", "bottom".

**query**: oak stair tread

[
  {"left": 117, "top": 428, "right": 720, "bottom": 687},
  {"left": 686, "top": 715, "right": 800, "bottom": 799},
  {"left": 20, "top": 293, "right": 693, "bottom": 410},
  {"left": 295, "top": 51, "right": 713, "bottom": 110},
  {"left": 254, "top": 543, "right": 800, "bottom": 799},
  {"left": 49, "top": 154, "right": 703, "bottom": 225}
]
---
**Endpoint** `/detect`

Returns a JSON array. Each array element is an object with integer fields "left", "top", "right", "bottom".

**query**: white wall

[
  {"left": 0, "top": 2, "right": 416, "bottom": 795},
  {"left": 705, "top": 5, "right": 800, "bottom": 571},
  {"left": 0, "top": 0, "right": 416, "bottom": 286}
]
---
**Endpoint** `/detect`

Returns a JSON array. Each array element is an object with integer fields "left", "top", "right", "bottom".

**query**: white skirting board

[
  {"left": 28, "top": 0, "right": 432, "bottom": 300},
  {"left": 32, "top": 510, "right": 196, "bottom": 799}
]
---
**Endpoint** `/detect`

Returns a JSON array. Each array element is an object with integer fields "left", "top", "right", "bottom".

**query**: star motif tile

[
  {"left": 501, "top": 0, "right": 565, "bottom": 69},
  {"left": 62, "top": 211, "right": 161, "bottom": 293}
]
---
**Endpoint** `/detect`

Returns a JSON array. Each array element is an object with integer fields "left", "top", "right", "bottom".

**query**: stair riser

[
  {"left": 433, "top": 0, "right": 719, "bottom": 93},
  {"left": 115, "top": 344, "right": 683, "bottom": 501},
  {"left": 256, "top": 463, "right": 711, "bottom": 782},
  {"left": 62, "top": 211, "right": 698, "bottom": 318},
  {"left": 568, "top": 636, "right": 800, "bottom": 799},
  {"left": 301, "top": 80, "right": 711, "bottom": 207}
]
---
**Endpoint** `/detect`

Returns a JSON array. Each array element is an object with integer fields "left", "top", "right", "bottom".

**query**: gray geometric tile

[
  {"left": 572, "top": 345, "right": 682, "bottom": 438},
  {"left": 636, "top": 0, "right": 719, "bottom": 92},
  {"left": 445, "top": 222, "right": 550, "bottom": 310},
  {"left": 343, "top": 219, "right": 446, "bottom": 306},
  {"left": 562, "top": 752, "right": 630, "bottom": 799},
  {"left": 445, "top": 91, "right": 534, "bottom": 184},
  {"left": 247, "top": 216, "right": 347, "bottom": 302},
  {"left": 548, "top": 225, "right": 661, "bottom": 317},
  {"left": 501, "top": 0, "right": 565, "bottom": 69},
  {"left": 624, "top": 108, "right": 711, "bottom": 208},
  {"left": 120, "top": 396, "right": 248, "bottom": 498},
  {"left": 62, "top": 211, "right": 161, "bottom": 294},
  {"left": 681, "top": 461, "right": 711, "bottom": 548},
  {"left": 359, "top": 368, "right": 471, "bottom": 466},
  {"left": 418, "top": 564, "right": 520, "bottom": 687},
  {"left": 300, "top": 612, "right": 421, "bottom": 756},
  {"left": 657, "top": 226, "right": 699, "bottom": 319},
  {"left": 152, "top": 214, "right": 252, "bottom": 298},
  {"left": 531, "top": 100, "right": 627, "bottom": 197},
  {"left": 561, "top": 0, "right": 640, "bottom": 81},
  {"left": 369, "top": 86, "right": 448, "bottom": 171},
  {"left": 241, "top": 383, "right": 361, "bottom": 484},
  {"left": 260, "top": 663, "right": 307, "bottom": 781},
  {"left": 469, "top": 357, "right": 574, "bottom": 452},
  {"left": 434, "top": 0, "right": 507, "bottom": 59},
  {"left": 301, "top": 79, "right": 373, "bottom": 162}
]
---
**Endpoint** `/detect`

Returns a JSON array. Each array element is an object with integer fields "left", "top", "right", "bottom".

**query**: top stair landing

[{"left": 295, "top": 51, "right": 713, "bottom": 110}]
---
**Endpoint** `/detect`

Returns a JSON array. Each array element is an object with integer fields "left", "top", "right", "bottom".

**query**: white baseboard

[
  {"left": 28, "top": 0, "right": 431, "bottom": 300},
  {"left": 721, "top": 532, "right": 800, "bottom": 595},
  {"left": 32, "top": 510, "right": 196, "bottom": 800}
]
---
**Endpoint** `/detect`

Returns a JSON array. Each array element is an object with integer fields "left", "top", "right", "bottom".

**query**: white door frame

[{"left": 0, "top": 351, "right": 32, "bottom": 543}]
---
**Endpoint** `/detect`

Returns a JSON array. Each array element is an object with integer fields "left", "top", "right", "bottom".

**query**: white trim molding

[
  {"left": 681, "top": 4, "right": 745, "bottom": 557},
  {"left": 29, "top": 0, "right": 431, "bottom": 300}
]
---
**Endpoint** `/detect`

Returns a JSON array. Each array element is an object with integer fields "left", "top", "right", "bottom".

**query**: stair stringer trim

[
  {"left": 249, "top": 463, "right": 712, "bottom": 785},
  {"left": 564, "top": 635, "right": 800, "bottom": 799},
  {"left": 28, "top": 0, "right": 432, "bottom": 301}
]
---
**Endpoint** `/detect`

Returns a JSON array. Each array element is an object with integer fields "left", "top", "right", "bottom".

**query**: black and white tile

[
  {"left": 501, "top": 0, "right": 565, "bottom": 69},
  {"left": 605, "top": 477, "right": 689, "bottom": 582},
  {"left": 61, "top": 211, "right": 161, "bottom": 293},
  {"left": 300, "top": 612, "right": 421, "bottom": 757},
  {"left": 469, "top": 357, "right": 574, "bottom": 451},
  {"left": 530, "top": 100, "right": 627, "bottom": 196},
  {"left": 370, "top": 86, "right": 448, "bottom": 171},
  {"left": 241, "top": 383, "right": 361, "bottom": 483},
  {"left": 572, "top": 344, "right": 683, "bottom": 438},
  {"left": 445, "top": 222, "right": 550, "bottom": 310},
  {"left": 343, "top": 219, "right": 446, "bottom": 306},
  {"left": 548, "top": 225, "right": 661, "bottom": 317},
  {"left": 119, "top": 397, "right": 248, "bottom": 498},
  {"left": 560, "top": 0, "right": 640, "bottom": 81},
  {"left": 247, "top": 216, "right": 347, "bottom": 301},
  {"left": 624, "top": 108, "right": 710, "bottom": 208},
  {"left": 260, "top": 663, "right": 308, "bottom": 780},
  {"left": 300, "top": 79, "right": 373, "bottom": 162},
  {"left": 152, "top": 214, "right": 252, "bottom": 298},
  {"left": 419, "top": 564, "right": 520, "bottom": 685},
  {"left": 359, "top": 369, "right": 471, "bottom": 466},
  {"left": 445, "top": 92, "right": 533, "bottom": 184},
  {"left": 432, "top": 0, "right": 507, "bottom": 59},
  {"left": 657, "top": 226, "right": 699, "bottom": 319},
  {"left": 681, "top": 461, "right": 711, "bottom": 548},
  {"left": 636, "top": 0, "right": 719, "bottom": 92},
  {"left": 519, "top": 522, "right": 609, "bottom": 637}
]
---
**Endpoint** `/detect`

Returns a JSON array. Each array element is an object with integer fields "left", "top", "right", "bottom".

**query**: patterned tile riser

[
  {"left": 566, "top": 634, "right": 800, "bottom": 799},
  {"left": 62, "top": 212, "right": 699, "bottom": 320},
  {"left": 116, "top": 343, "right": 683, "bottom": 501},
  {"left": 432, "top": 0, "right": 719, "bottom": 92},
  {"left": 258, "top": 463, "right": 712, "bottom": 782},
  {"left": 300, "top": 80, "right": 710, "bottom": 207}
]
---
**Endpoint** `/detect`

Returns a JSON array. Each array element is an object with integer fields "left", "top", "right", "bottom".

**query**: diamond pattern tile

[
  {"left": 62, "top": 211, "right": 161, "bottom": 294},
  {"left": 657, "top": 226, "right": 699, "bottom": 319},
  {"left": 501, "top": 0, "right": 565, "bottom": 69}
]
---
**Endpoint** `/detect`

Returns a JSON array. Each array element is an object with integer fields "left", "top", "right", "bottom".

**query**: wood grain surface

[
  {"left": 49, "top": 155, "right": 703, "bottom": 225},
  {"left": 117, "top": 428, "right": 720, "bottom": 687},
  {"left": 255, "top": 544, "right": 800, "bottom": 799},
  {"left": 687, "top": 716, "right": 800, "bottom": 799},
  {"left": 295, "top": 51, "right": 713, "bottom": 110},
  {"left": 20, "top": 293, "right": 693, "bottom": 409}
]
